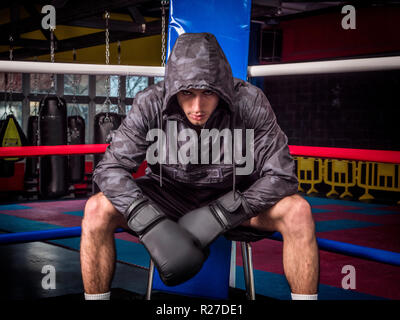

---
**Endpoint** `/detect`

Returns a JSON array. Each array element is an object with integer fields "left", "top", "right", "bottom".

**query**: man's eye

[
  {"left": 181, "top": 90, "right": 192, "bottom": 96},
  {"left": 203, "top": 90, "right": 214, "bottom": 96}
]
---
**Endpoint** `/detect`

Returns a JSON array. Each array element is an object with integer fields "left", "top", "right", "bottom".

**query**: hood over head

[
  {"left": 159, "top": 33, "right": 238, "bottom": 193},
  {"left": 163, "top": 32, "right": 235, "bottom": 114}
]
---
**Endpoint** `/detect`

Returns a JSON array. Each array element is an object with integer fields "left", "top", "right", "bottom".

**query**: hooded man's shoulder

[
  {"left": 233, "top": 78, "right": 268, "bottom": 104},
  {"left": 127, "top": 81, "right": 165, "bottom": 126},
  {"left": 133, "top": 81, "right": 165, "bottom": 109},
  {"left": 232, "top": 78, "right": 274, "bottom": 127}
]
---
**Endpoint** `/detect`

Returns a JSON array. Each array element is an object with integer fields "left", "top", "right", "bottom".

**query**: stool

[{"left": 145, "top": 237, "right": 256, "bottom": 300}]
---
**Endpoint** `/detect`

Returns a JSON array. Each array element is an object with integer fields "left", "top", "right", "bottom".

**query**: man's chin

[{"left": 189, "top": 120, "right": 206, "bottom": 126}]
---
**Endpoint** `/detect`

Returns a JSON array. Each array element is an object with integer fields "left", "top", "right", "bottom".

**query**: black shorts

[{"left": 135, "top": 174, "right": 275, "bottom": 242}]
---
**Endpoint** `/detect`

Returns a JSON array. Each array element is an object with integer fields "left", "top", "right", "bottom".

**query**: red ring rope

[
  {"left": 0, "top": 145, "right": 399, "bottom": 163},
  {"left": 289, "top": 145, "right": 400, "bottom": 164},
  {"left": 0, "top": 144, "right": 108, "bottom": 157}
]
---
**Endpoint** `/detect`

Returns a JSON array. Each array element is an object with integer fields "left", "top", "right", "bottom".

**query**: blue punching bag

[{"left": 152, "top": 0, "right": 252, "bottom": 299}]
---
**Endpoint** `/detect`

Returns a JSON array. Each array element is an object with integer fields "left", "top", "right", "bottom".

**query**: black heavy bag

[
  {"left": 0, "top": 114, "right": 28, "bottom": 177},
  {"left": 68, "top": 115, "right": 85, "bottom": 183},
  {"left": 38, "top": 96, "right": 68, "bottom": 198},
  {"left": 24, "top": 116, "right": 39, "bottom": 181},
  {"left": 0, "top": 119, "right": 12, "bottom": 177},
  {"left": 92, "top": 112, "right": 121, "bottom": 193},
  {"left": 93, "top": 112, "right": 122, "bottom": 169}
]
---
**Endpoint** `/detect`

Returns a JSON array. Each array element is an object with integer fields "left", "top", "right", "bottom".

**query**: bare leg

[
  {"left": 242, "top": 194, "right": 319, "bottom": 294},
  {"left": 80, "top": 192, "right": 128, "bottom": 294},
  {"left": 281, "top": 216, "right": 319, "bottom": 294}
]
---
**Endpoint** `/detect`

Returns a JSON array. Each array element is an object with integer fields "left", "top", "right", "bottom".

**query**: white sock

[
  {"left": 84, "top": 291, "right": 111, "bottom": 300},
  {"left": 291, "top": 293, "right": 318, "bottom": 300}
]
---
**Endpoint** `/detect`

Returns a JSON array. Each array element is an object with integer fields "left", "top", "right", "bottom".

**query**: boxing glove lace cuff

[
  {"left": 126, "top": 197, "right": 165, "bottom": 235},
  {"left": 210, "top": 191, "right": 255, "bottom": 230}
]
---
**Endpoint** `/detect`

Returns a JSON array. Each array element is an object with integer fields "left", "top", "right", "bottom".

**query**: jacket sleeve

[
  {"left": 92, "top": 102, "right": 151, "bottom": 218},
  {"left": 241, "top": 89, "right": 299, "bottom": 215}
]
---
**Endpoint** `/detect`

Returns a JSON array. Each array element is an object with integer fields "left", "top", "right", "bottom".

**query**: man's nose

[{"left": 192, "top": 95, "right": 203, "bottom": 113}]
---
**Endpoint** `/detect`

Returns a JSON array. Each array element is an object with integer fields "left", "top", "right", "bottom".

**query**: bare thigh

[{"left": 241, "top": 194, "right": 307, "bottom": 233}]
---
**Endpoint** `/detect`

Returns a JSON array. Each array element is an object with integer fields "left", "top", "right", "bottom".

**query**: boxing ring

[
  {"left": 0, "top": 48, "right": 400, "bottom": 301},
  {"left": 1, "top": 51, "right": 400, "bottom": 300}
]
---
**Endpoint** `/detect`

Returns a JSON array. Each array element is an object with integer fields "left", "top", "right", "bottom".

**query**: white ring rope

[
  {"left": 0, "top": 60, "right": 165, "bottom": 77},
  {"left": 0, "top": 56, "right": 399, "bottom": 77},
  {"left": 248, "top": 56, "right": 400, "bottom": 77}
]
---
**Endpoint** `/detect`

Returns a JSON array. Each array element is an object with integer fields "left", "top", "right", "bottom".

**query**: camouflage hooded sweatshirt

[{"left": 93, "top": 32, "right": 298, "bottom": 220}]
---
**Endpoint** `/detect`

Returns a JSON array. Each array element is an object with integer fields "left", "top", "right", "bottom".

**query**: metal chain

[
  {"left": 33, "top": 57, "right": 39, "bottom": 96},
  {"left": 49, "top": 27, "right": 56, "bottom": 94},
  {"left": 103, "top": 11, "right": 112, "bottom": 114},
  {"left": 161, "top": 1, "right": 168, "bottom": 67},
  {"left": 9, "top": 35, "right": 13, "bottom": 61},
  {"left": 7, "top": 36, "right": 14, "bottom": 115},
  {"left": 117, "top": 40, "right": 124, "bottom": 114},
  {"left": 117, "top": 40, "right": 121, "bottom": 65},
  {"left": 105, "top": 12, "right": 110, "bottom": 66},
  {"left": 71, "top": 48, "right": 79, "bottom": 115},
  {"left": 32, "top": 56, "right": 39, "bottom": 115},
  {"left": 50, "top": 29, "right": 55, "bottom": 63}
]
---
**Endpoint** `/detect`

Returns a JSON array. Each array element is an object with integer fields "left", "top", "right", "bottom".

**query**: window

[
  {"left": 95, "top": 103, "right": 124, "bottom": 115},
  {"left": 0, "top": 72, "right": 155, "bottom": 146},
  {"left": 64, "top": 74, "right": 89, "bottom": 96},
  {"left": 0, "top": 101, "right": 23, "bottom": 127},
  {"left": 0, "top": 73, "right": 22, "bottom": 93},
  {"left": 126, "top": 76, "right": 148, "bottom": 98},
  {"left": 0, "top": 73, "right": 4, "bottom": 92},
  {"left": 0, "top": 73, "right": 23, "bottom": 128},
  {"left": 29, "top": 101, "right": 40, "bottom": 116},
  {"left": 154, "top": 76, "right": 164, "bottom": 84},
  {"left": 30, "top": 73, "right": 57, "bottom": 94},
  {"left": 96, "top": 75, "right": 120, "bottom": 97}
]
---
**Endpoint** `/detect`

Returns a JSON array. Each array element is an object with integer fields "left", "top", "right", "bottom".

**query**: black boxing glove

[
  {"left": 178, "top": 191, "right": 255, "bottom": 249},
  {"left": 126, "top": 197, "right": 207, "bottom": 286}
]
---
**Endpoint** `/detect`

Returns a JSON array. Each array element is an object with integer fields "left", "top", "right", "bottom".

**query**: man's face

[{"left": 176, "top": 88, "right": 219, "bottom": 126}]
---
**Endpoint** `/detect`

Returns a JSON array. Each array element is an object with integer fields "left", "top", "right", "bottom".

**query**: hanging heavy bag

[
  {"left": 0, "top": 119, "right": 12, "bottom": 177},
  {"left": 38, "top": 96, "right": 68, "bottom": 198},
  {"left": 24, "top": 115, "right": 39, "bottom": 181},
  {"left": 68, "top": 115, "right": 85, "bottom": 183},
  {"left": 92, "top": 112, "right": 121, "bottom": 193},
  {"left": 0, "top": 114, "right": 28, "bottom": 177},
  {"left": 93, "top": 112, "right": 122, "bottom": 169}
]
